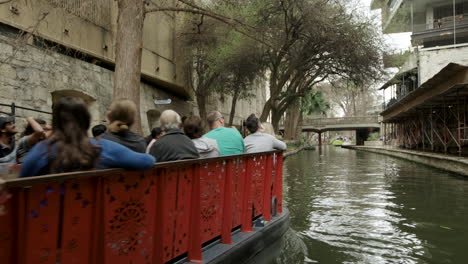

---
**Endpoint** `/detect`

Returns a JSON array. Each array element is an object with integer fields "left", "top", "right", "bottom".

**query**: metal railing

[
  {"left": 0, "top": 103, "right": 52, "bottom": 120},
  {"left": 302, "top": 116, "right": 380, "bottom": 127},
  {"left": 0, "top": 151, "right": 284, "bottom": 263},
  {"left": 412, "top": 15, "right": 468, "bottom": 34}
]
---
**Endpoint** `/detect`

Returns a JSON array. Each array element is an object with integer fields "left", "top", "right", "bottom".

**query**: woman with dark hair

[
  {"left": 183, "top": 116, "right": 220, "bottom": 158},
  {"left": 19, "top": 97, "right": 155, "bottom": 178},
  {"left": 101, "top": 99, "right": 146, "bottom": 153},
  {"left": 243, "top": 114, "right": 287, "bottom": 154}
]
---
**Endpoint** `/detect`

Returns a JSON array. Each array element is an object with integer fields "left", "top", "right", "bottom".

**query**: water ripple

[{"left": 275, "top": 147, "right": 468, "bottom": 264}]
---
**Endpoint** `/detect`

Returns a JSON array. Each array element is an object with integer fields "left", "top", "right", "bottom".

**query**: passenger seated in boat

[
  {"left": 205, "top": 111, "right": 245, "bottom": 156},
  {"left": 19, "top": 97, "right": 155, "bottom": 178},
  {"left": 148, "top": 110, "right": 199, "bottom": 162},
  {"left": 16, "top": 118, "right": 52, "bottom": 164},
  {"left": 145, "top": 127, "right": 163, "bottom": 154},
  {"left": 183, "top": 116, "right": 220, "bottom": 159},
  {"left": 244, "top": 114, "right": 286, "bottom": 154},
  {"left": 100, "top": 99, "right": 147, "bottom": 153}
]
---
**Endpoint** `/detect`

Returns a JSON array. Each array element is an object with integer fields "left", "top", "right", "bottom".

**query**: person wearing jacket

[
  {"left": 183, "top": 116, "right": 220, "bottom": 159},
  {"left": 149, "top": 110, "right": 199, "bottom": 162},
  {"left": 19, "top": 97, "right": 155, "bottom": 178},
  {"left": 244, "top": 114, "right": 287, "bottom": 154},
  {"left": 101, "top": 99, "right": 146, "bottom": 153}
]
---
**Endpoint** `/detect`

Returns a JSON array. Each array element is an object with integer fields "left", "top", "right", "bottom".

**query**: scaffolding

[{"left": 381, "top": 63, "right": 468, "bottom": 156}]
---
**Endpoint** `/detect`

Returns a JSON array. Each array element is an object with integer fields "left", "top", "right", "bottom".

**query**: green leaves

[{"left": 301, "top": 91, "right": 330, "bottom": 116}]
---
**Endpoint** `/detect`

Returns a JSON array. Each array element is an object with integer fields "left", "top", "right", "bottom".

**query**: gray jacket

[
  {"left": 192, "top": 137, "right": 220, "bottom": 159},
  {"left": 244, "top": 132, "right": 287, "bottom": 154}
]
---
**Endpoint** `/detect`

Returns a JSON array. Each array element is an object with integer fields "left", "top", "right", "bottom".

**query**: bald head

[
  {"left": 160, "top": 110, "right": 182, "bottom": 132},
  {"left": 207, "top": 111, "right": 224, "bottom": 129}
]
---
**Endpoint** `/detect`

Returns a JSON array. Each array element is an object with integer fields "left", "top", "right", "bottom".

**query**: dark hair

[
  {"left": 245, "top": 114, "right": 259, "bottom": 134},
  {"left": 0, "top": 116, "right": 14, "bottom": 131},
  {"left": 183, "top": 116, "right": 204, "bottom": 139},
  {"left": 49, "top": 97, "right": 100, "bottom": 173},
  {"left": 151, "top": 127, "right": 163, "bottom": 139},
  {"left": 92, "top": 124, "right": 107, "bottom": 138},
  {"left": 22, "top": 119, "right": 46, "bottom": 137}
]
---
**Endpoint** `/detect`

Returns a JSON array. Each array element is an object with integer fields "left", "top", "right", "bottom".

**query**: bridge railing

[
  {"left": 0, "top": 151, "right": 283, "bottom": 264},
  {"left": 302, "top": 116, "right": 379, "bottom": 127}
]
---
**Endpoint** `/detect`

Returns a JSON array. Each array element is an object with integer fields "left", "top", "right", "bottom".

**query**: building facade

[{"left": 373, "top": 0, "right": 468, "bottom": 155}]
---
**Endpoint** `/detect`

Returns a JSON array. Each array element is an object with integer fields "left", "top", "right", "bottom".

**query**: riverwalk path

[{"left": 342, "top": 145, "right": 468, "bottom": 177}]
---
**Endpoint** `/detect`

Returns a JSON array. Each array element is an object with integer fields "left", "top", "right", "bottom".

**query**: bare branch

[{"left": 145, "top": 6, "right": 272, "bottom": 48}]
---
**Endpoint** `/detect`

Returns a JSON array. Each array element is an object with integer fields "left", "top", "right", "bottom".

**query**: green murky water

[{"left": 274, "top": 147, "right": 468, "bottom": 264}]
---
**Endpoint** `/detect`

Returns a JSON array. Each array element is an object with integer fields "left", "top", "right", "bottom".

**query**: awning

[
  {"left": 381, "top": 63, "right": 468, "bottom": 122},
  {"left": 379, "top": 67, "right": 418, "bottom": 90}
]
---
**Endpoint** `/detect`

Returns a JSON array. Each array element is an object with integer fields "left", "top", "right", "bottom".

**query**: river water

[{"left": 273, "top": 147, "right": 468, "bottom": 264}]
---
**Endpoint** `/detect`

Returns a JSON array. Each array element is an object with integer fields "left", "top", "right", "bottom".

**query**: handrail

[
  {"left": 0, "top": 151, "right": 284, "bottom": 264},
  {"left": 0, "top": 102, "right": 52, "bottom": 120},
  {"left": 3, "top": 150, "right": 281, "bottom": 187}
]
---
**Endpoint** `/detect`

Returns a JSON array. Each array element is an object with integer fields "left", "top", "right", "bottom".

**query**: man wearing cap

[{"left": 0, "top": 116, "right": 17, "bottom": 163}]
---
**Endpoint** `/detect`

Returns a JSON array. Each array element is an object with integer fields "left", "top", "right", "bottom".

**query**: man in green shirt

[{"left": 204, "top": 111, "right": 245, "bottom": 156}]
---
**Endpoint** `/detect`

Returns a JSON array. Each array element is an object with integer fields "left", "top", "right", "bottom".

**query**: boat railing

[{"left": 0, "top": 151, "right": 284, "bottom": 264}]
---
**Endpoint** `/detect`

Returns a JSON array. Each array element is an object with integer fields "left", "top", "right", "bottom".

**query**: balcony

[{"left": 412, "top": 15, "right": 468, "bottom": 47}]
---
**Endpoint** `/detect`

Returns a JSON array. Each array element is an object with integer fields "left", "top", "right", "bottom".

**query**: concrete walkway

[{"left": 342, "top": 145, "right": 468, "bottom": 177}]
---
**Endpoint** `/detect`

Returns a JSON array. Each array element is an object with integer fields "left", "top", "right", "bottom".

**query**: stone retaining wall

[{"left": 343, "top": 146, "right": 468, "bottom": 177}]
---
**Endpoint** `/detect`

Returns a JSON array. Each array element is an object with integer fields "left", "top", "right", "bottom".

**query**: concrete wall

[
  {"left": 364, "top": 141, "right": 384, "bottom": 146},
  {"left": 419, "top": 45, "right": 468, "bottom": 84},
  {"left": 0, "top": 34, "right": 266, "bottom": 135},
  {"left": 0, "top": 0, "right": 188, "bottom": 96},
  {"left": 202, "top": 77, "right": 268, "bottom": 126},
  {"left": 0, "top": 34, "right": 189, "bottom": 134},
  {"left": 425, "top": 5, "right": 434, "bottom": 29}
]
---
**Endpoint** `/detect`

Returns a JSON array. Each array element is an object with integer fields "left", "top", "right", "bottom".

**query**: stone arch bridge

[{"left": 280, "top": 116, "right": 381, "bottom": 145}]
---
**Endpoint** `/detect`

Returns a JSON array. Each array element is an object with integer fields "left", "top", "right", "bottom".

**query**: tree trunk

[
  {"left": 284, "top": 102, "right": 301, "bottom": 141},
  {"left": 113, "top": 0, "right": 145, "bottom": 134},
  {"left": 295, "top": 111, "right": 303, "bottom": 141},
  {"left": 271, "top": 109, "right": 282, "bottom": 134},
  {"left": 228, "top": 88, "right": 240, "bottom": 126},
  {"left": 259, "top": 98, "right": 272, "bottom": 122},
  {"left": 196, "top": 92, "right": 207, "bottom": 121},
  {"left": 352, "top": 91, "right": 357, "bottom": 116}
]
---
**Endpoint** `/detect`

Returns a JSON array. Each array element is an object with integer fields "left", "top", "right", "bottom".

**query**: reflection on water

[{"left": 274, "top": 147, "right": 468, "bottom": 264}]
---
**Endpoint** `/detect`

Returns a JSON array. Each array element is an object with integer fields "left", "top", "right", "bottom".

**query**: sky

[
  {"left": 358, "top": 0, "right": 412, "bottom": 51},
  {"left": 329, "top": 0, "right": 411, "bottom": 117}
]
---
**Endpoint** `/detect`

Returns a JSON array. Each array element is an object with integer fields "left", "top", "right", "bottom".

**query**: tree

[
  {"left": 283, "top": 91, "right": 330, "bottom": 141},
  {"left": 324, "top": 79, "right": 379, "bottom": 117},
  {"left": 113, "top": 0, "right": 384, "bottom": 133},
  {"left": 254, "top": 0, "right": 384, "bottom": 131},
  {"left": 113, "top": 0, "right": 146, "bottom": 134},
  {"left": 112, "top": 0, "right": 265, "bottom": 132},
  {"left": 179, "top": 1, "right": 265, "bottom": 122},
  {"left": 301, "top": 91, "right": 330, "bottom": 117}
]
